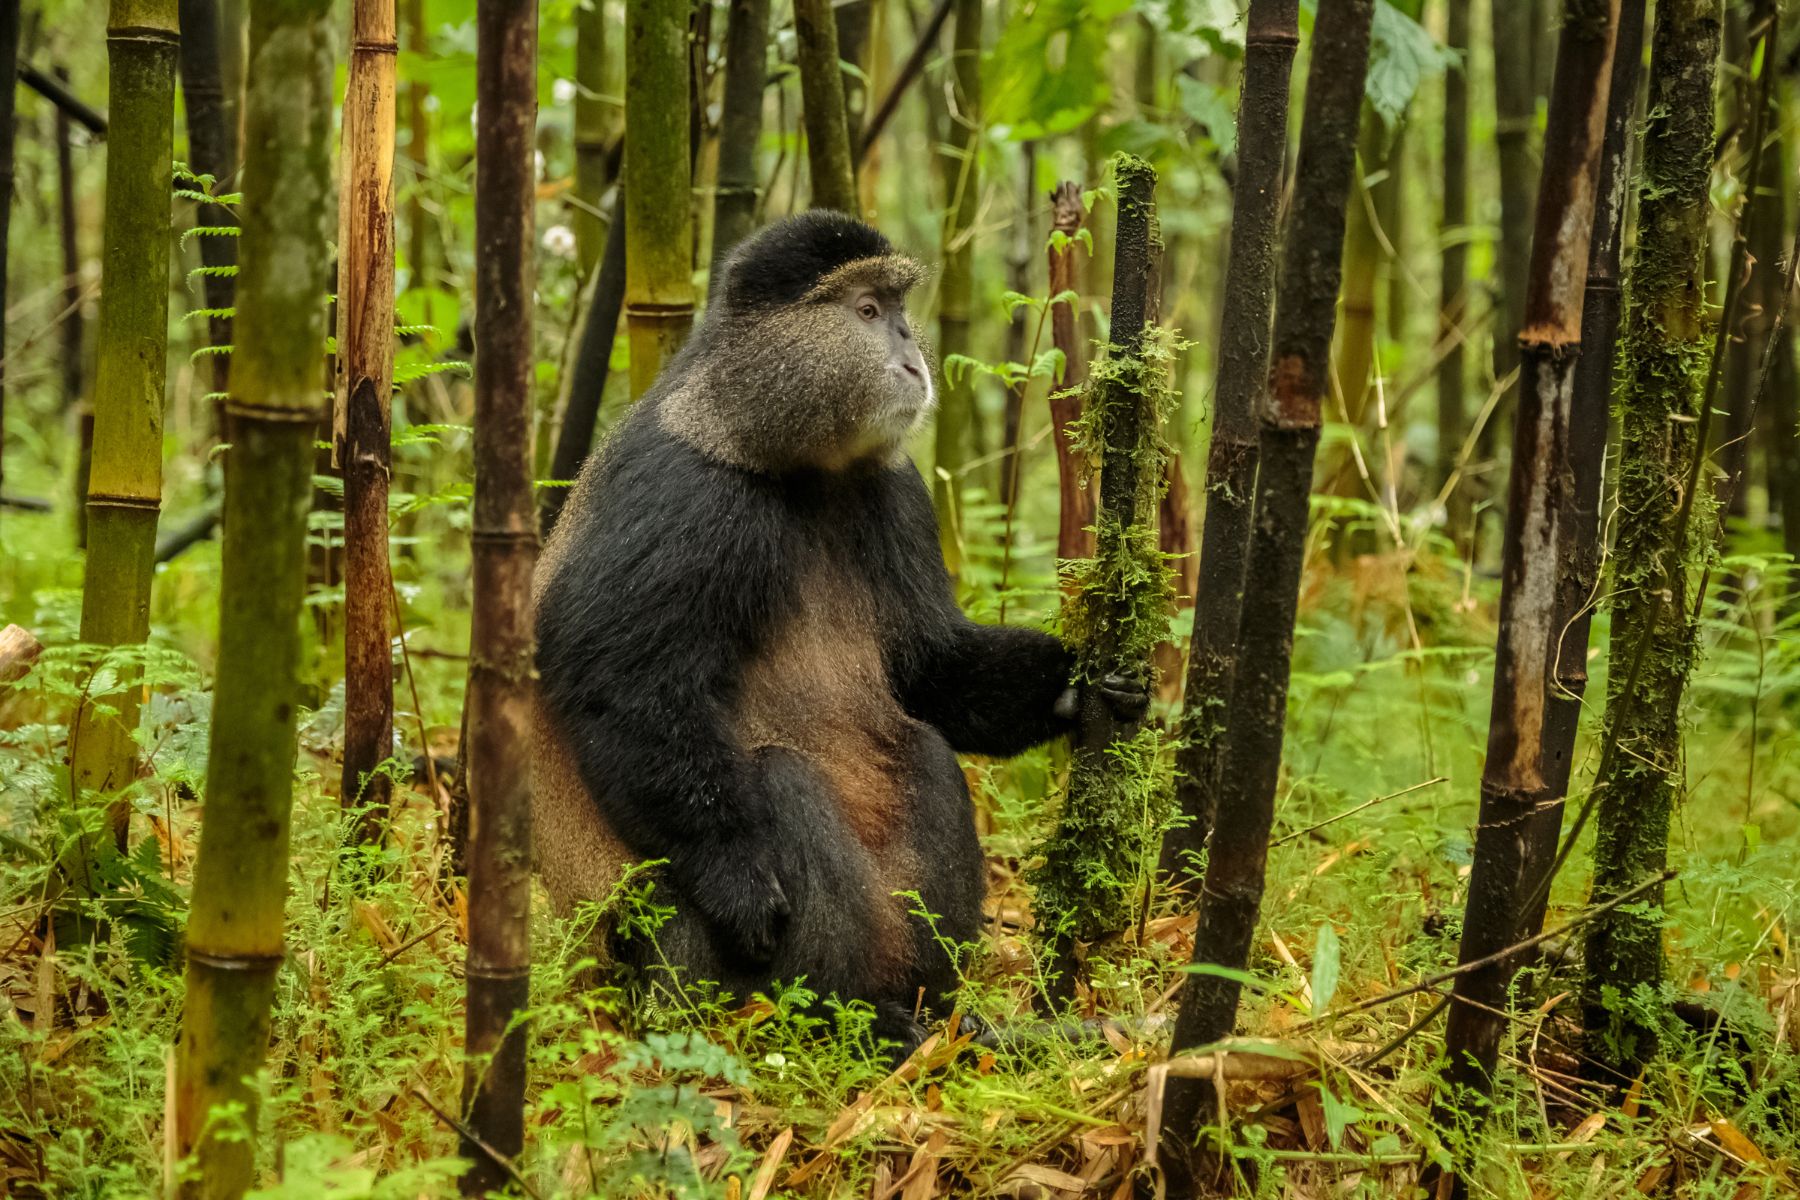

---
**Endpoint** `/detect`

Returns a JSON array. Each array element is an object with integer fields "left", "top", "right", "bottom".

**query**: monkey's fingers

[{"left": 1098, "top": 671, "right": 1151, "bottom": 721}]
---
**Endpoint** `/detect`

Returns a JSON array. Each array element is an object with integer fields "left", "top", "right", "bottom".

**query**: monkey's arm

[{"left": 536, "top": 438, "right": 793, "bottom": 961}]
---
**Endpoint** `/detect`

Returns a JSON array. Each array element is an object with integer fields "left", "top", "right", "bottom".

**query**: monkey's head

[{"left": 662, "top": 212, "right": 936, "bottom": 473}]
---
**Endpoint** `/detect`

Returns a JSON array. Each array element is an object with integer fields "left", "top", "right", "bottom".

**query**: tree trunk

[
  {"left": 1431, "top": 4, "right": 1623, "bottom": 1175},
  {"left": 624, "top": 0, "right": 695, "bottom": 398},
  {"left": 173, "top": 0, "right": 335, "bottom": 1191},
  {"left": 56, "top": 66, "right": 83, "bottom": 414},
  {"left": 1438, "top": 0, "right": 1469, "bottom": 526},
  {"left": 543, "top": 186, "right": 626, "bottom": 536},
  {"left": 1161, "top": 0, "right": 1299, "bottom": 893},
  {"left": 1033, "top": 154, "right": 1168, "bottom": 1001},
  {"left": 68, "top": 0, "right": 180, "bottom": 871},
  {"left": 1582, "top": 0, "right": 1724, "bottom": 1078},
  {"left": 178, "top": 0, "right": 239, "bottom": 399},
  {"left": 711, "top": 0, "right": 770, "bottom": 273},
  {"left": 335, "top": 0, "right": 399, "bottom": 845},
  {"left": 793, "top": 0, "right": 858, "bottom": 213},
  {"left": 1046, "top": 181, "right": 1093, "bottom": 568},
  {"left": 931, "top": 0, "right": 982, "bottom": 576},
  {"left": 1159, "top": 3, "right": 1374, "bottom": 1189},
  {"left": 573, "top": 0, "right": 611, "bottom": 277},
  {"left": 459, "top": 0, "right": 539, "bottom": 1188},
  {"left": 1484, "top": 0, "right": 1542, "bottom": 492}
]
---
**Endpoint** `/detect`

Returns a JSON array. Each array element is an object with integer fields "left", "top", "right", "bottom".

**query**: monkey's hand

[
  {"left": 1053, "top": 671, "right": 1152, "bottom": 725},
  {"left": 676, "top": 837, "right": 791, "bottom": 966}
]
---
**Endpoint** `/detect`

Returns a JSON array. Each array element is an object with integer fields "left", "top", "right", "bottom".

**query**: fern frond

[{"left": 393, "top": 360, "right": 472, "bottom": 385}]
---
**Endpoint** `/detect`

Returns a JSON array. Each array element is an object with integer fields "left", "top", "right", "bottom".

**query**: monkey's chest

[{"left": 732, "top": 593, "right": 914, "bottom": 850}]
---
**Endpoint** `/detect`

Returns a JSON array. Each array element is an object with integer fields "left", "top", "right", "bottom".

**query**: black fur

[
  {"left": 713, "top": 209, "right": 898, "bottom": 315},
  {"left": 537, "top": 379, "right": 1076, "bottom": 1046}
]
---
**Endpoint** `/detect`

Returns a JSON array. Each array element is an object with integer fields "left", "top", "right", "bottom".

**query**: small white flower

[
  {"left": 763, "top": 1052, "right": 787, "bottom": 1069},
  {"left": 553, "top": 78, "right": 578, "bottom": 105},
  {"left": 542, "top": 224, "right": 578, "bottom": 258}
]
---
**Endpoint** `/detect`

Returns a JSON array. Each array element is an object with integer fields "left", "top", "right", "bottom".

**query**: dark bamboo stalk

[
  {"left": 173, "top": 0, "right": 335, "bottom": 1191},
  {"left": 1159, "top": 4, "right": 1374, "bottom": 1189},
  {"left": 336, "top": 0, "right": 399, "bottom": 843},
  {"left": 1485, "top": 0, "right": 1542, "bottom": 478},
  {"left": 178, "top": 0, "right": 239, "bottom": 399},
  {"left": 1431, "top": 5, "right": 1623, "bottom": 1172},
  {"left": 56, "top": 67, "right": 83, "bottom": 414},
  {"left": 1437, "top": 0, "right": 1469, "bottom": 511},
  {"left": 856, "top": 0, "right": 951, "bottom": 164},
  {"left": 1046, "top": 182, "right": 1093, "bottom": 567},
  {"left": 0, "top": 3, "right": 16, "bottom": 506},
  {"left": 573, "top": 0, "right": 610, "bottom": 276},
  {"left": 1034, "top": 154, "right": 1166, "bottom": 1001},
  {"left": 542, "top": 185, "right": 625, "bottom": 536},
  {"left": 931, "top": 0, "right": 982, "bottom": 573},
  {"left": 711, "top": 0, "right": 770, "bottom": 273},
  {"left": 18, "top": 63, "right": 108, "bottom": 135},
  {"left": 460, "top": 0, "right": 539, "bottom": 1186},
  {"left": 1160, "top": 0, "right": 1299, "bottom": 892},
  {"left": 793, "top": 0, "right": 857, "bottom": 213},
  {"left": 1582, "top": 0, "right": 1725, "bottom": 1077},
  {"left": 402, "top": 0, "right": 435, "bottom": 292},
  {"left": 998, "top": 143, "right": 1035, "bottom": 518}
]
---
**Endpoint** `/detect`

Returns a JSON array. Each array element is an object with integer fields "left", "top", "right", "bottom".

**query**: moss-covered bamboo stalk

[
  {"left": 172, "top": 0, "right": 335, "bottom": 1192},
  {"left": 178, "top": 0, "right": 239, "bottom": 399},
  {"left": 624, "top": 0, "right": 694, "bottom": 398},
  {"left": 1437, "top": 0, "right": 1469, "bottom": 509},
  {"left": 1161, "top": 0, "right": 1298, "bottom": 892},
  {"left": 459, "top": 0, "right": 539, "bottom": 1187},
  {"left": 1432, "top": 3, "right": 1622, "bottom": 1161},
  {"left": 1582, "top": 0, "right": 1723, "bottom": 1075},
  {"left": 710, "top": 0, "right": 770, "bottom": 273},
  {"left": 573, "top": 0, "right": 610, "bottom": 276},
  {"left": 792, "top": 0, "right": 857, "bottom": 213},
  {"left": 335, "top": 0, "right": 398, "bottom": 843},
  {"left": 1046, "top": 181, "right": 1093, "bottom": 567},
  {"left": 931, "top": 0, "right": 982, "bottom": 574},
  {"left": 1160, "top": 6, "right": 1374, "bottom": 1186},
  {"left": 69, "top": 0, "right": 180, "bottom": 864},
  {"left": 1033, "top": 154, "right": 1167, "bottom": 1002}
]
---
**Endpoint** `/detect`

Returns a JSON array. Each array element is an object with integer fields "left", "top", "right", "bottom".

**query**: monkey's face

[{"left": 832, "top": 284, "right": 936, "bottom": 461}]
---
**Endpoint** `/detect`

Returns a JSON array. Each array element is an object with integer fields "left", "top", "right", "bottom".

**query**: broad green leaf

[{"left": 1310, "top": 922, "right": 1342, "bottom": 1015}]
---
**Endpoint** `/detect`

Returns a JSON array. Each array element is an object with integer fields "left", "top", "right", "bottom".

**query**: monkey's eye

[{"left": 856, "top": 300, "right": 881, "bottom": 321}]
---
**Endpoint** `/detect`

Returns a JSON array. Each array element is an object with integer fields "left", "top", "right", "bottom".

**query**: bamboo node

[
  {"left": 86, "top": 492, "right": 163, "bottom": 513},
  {"left": 352, "top": 39, "right": 399, "bottom": 55},
  {"left": 105, "top": 25, "right": 181, "bottom": 45},
  {"left": 220, "top": 400, "right": 327, "bottom": 424},
  {"left": 186, "top": 948, "right": 286, "bottom": 971}
]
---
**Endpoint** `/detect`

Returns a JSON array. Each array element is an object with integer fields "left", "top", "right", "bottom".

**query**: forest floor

[{"left": 2, "top": 465, "right": 1798, "bottom": 1199}]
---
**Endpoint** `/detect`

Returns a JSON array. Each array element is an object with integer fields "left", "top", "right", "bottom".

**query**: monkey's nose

[{"left": 903, "top": 362, "right": 924, "bottom": 380}]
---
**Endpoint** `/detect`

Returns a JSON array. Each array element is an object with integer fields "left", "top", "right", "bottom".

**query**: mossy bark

[
  {"left": 1162, "top": 0, "right": 1299, "bottom": 893},
  {"left": 1582, "top": 0, "right": 1723, "bottom": 1077},
  {"left": 1032, "top": 155, "right": 1169, "bottom": 1002},
  {"left": 793, "top": 0, "right": 857, "bottom": 214},
  {"left": 930, "top": 0, "right": 982, "bottom": 577},
  {"left": 174, "top": 0, "right": 336, "bottom": 1192},
  {"left": 1160, "top": 3, "right": 1374, "bottom": 1186},
  {"left": 69, "top": 0, "right": 180, "bottom": 870},
  {"left": 624, "top": 0, "right": 694, "bottom": 398}
]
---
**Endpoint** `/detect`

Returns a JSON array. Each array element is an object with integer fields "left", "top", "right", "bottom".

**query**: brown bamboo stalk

[
  {"left": 1159, "top": 5, "right": 1375, "bottom": 1190},
  {"left": 336, "top": 0, "right": 399, "bottom": 844},
  {"left": 792, "top": 0, "right": 858, "bottom": 213},
  {"left": 1160, "top": 0, "right": 1299, "bottom": 892},
  {"left": 459, "top": 0, "right": 539, "bottom": 1187},
  {"left": 173, "top": 0, "right": 335, "bottom": 1191},
  {"left": 1046, "top": 182, "right": 1093, "bottom": 567},
  {"left": 1431, "top": 4, "right": 1623, "bottom": 1170}
]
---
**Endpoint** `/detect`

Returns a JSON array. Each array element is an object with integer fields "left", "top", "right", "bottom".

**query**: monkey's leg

[{"left": 890, "top": 724, "right": 988, "bottom": 1018}]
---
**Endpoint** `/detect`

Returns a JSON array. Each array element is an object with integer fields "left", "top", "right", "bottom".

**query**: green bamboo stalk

[
  {"left": 173, "top": 0, "right": 335, "bottom": 1192},
  {"left": 68, "top": 0, "right": 180, "bottom": 867},
  {"left": 1437, "top": 0, "right": 1469, "bottom": 514},
  {"left": 573, "top": 0, "right": 610, "bottom": 276},
  {"left": 624, "top": 0, "right": 694, "bottom": 398},
  {"left": 710, "top": 0, "right": 771, "bottom": 273},
  {"left": 1582, "top": 0, "right": 1724, "bottom": 1077},
  {"left": 930, "top": 0, "right": 982, "bottom": 576},
  {"left": 0, "top": 2, "right": 18, "bottom": 504},
  {"left": 793, "top": 0, "right": 857, "bottom": 213}
]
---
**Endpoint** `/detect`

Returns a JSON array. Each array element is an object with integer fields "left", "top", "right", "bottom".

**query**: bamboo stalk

[
  {"left": 931, "top": 0, "right": 982, "bottom": 574},
  {"left": 623, "top": 0, "right": 694, "bottom": 398},
  {"left": 0, "top": 3, "right": 16, "bottom": 505},
  {"left": 1484, "top": 0, "right": 1541, "bottom": 477},
  {"left": 69, "top": 0, "right": 180, "bottom": 867},
  {"left": 1160, "top": 8, "right": 1375, "bottom": 1191},
  {"left": 1582, "top": 0, "right": 1725, "bottom": 1077},
  {"left": 460, "top": 0, "right": 539, "bottom": 1186},
  {"left": 1431, "top": 4, "right": 1623, "bottom": 1175},
  {"left": 336, "top": 0, "right": 399, "bottom": 844},
  {"left": 792, "top": 0, "right": 857, "bottom": 213},
  {"left": 19, "top": 62, "right": 108, "bottom": 135},
  {"left": 573, "top": 0, "right": 610, "bottom": 276},
  {"left": 542, "top": 186, "right": 625, "bottom": 536},
  {"left": 178, "top": 0, "right": 239, "bottom": 400},
  {"left": 1046, "top": 182, "right": 1093, "bottom": 567},
  {"left": 402, "top": 0, "right": 435, "bottom": 292},
  {"left": 710, "top": 0, "right": 770, "bottom": 273},
  {"left": 1437, "top": 0, "right": 1469, "bottom": 516},
  {"left": 1034, "top": 154, "right": 1166, "bottom": 1001},
  {"left": 1161, "top": 0, "right": 1299, "bottom": 892},
  {"left": 56, "top": 66, "right": 84, "bottom": 414},
  {"left": 173, "top": 0, "right": 335, "bottom": 1191}
]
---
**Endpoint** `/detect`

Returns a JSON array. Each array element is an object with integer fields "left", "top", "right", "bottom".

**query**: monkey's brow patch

[{"left": 807, "top": 254, "right": 927, "bottom": 302}]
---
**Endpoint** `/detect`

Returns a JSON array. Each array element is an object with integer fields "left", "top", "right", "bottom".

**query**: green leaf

[
  {"left": 1176, "top": 74, "right": 1237, "bottom": 158},
  {"left": 1310, "top": 922, "right": 1341, "bottom": 1016},
  {"left": 1315, "top": 1080, "right": 1365, "bottom": 1150},
  {"left": 1365, "top": 0, "right": 1459, "bottom": 127}
]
